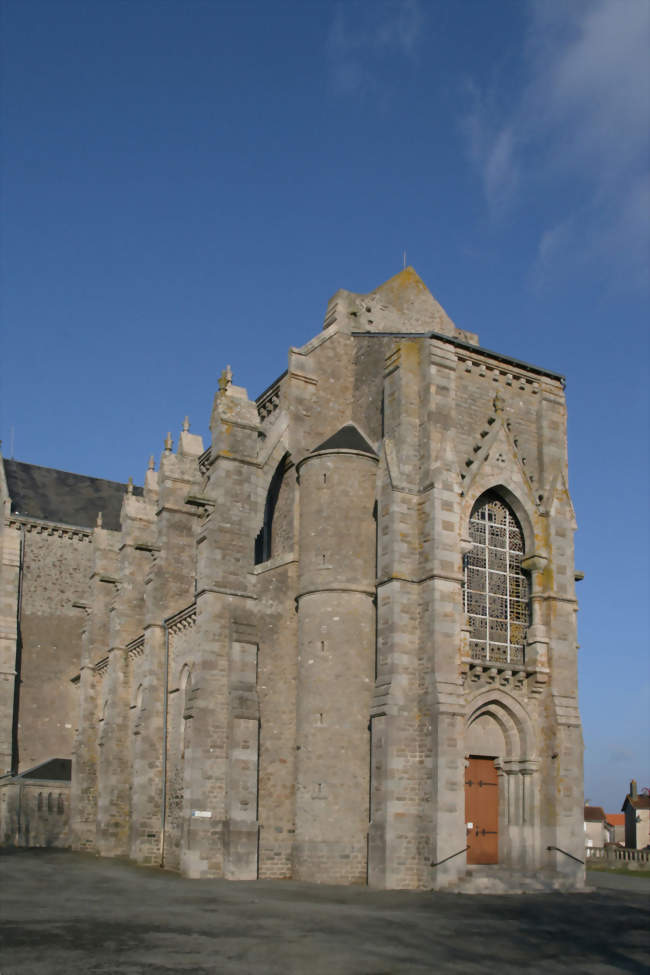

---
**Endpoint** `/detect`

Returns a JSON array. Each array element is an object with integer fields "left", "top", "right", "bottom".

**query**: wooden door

[{"left": 465, "top": 756, "right": 499, "bottom": 865}]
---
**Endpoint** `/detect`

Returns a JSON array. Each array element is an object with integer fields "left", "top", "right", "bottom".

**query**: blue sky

[{"left": 1, "top": 0, "right": 648, "bottom": 812}]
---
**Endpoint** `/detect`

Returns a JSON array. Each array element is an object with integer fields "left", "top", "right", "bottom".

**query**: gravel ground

[{"left": 0, "top": 850, "right": 648, "bottom": 975}]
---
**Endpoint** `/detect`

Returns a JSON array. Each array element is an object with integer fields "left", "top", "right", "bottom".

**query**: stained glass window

[{"left": 464, "top": 493, "right": 529, "bottom": 664}]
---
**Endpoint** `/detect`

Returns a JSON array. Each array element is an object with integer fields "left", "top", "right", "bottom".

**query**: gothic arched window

[
  {"left": 464, "top": 492, "right": 529, "bottom": 665},
  {"left": 181, "top": 668, "right": 193, "bottom": 760},
  {"left": 254, "top": 454, "right": 293, "bottom": 564}
]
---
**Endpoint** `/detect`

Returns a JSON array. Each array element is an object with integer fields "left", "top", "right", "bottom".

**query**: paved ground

[{"left": 0, "top": 851, "right": 648, "bottom": 975}]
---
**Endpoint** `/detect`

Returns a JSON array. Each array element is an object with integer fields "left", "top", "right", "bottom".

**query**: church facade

[{"left": 0, "top": 269, "right": 584, "bottom": 890}]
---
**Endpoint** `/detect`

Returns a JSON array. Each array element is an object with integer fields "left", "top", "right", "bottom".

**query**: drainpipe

[
  {"left": 16, "top": 780, "right": 23, "bottom": 845},
  {"left": 159, "top": 620, "right": 170, "bottom": 867},
  {"left": 11, "top": 526, "right": 26, "bottom": 774}
]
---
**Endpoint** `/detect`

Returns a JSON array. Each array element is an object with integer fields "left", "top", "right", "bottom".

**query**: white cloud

[
  {"left": 531, "top": 217, "right": 575, "bottom": 292},
  {"left": 327, "top": 0, "right": 423, "bottom": 98},
  {"left": 463, "top": 0, "right": 650, "bottom": 289}
]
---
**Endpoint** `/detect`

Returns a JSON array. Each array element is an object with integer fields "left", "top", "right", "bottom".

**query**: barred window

[{"left": 464, "top": 492, "right": 529, "bottom": 665}]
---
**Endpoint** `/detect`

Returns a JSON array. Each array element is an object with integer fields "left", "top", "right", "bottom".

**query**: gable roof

[
  {"left": 584, "top": 805, "right": 606, "bottom": 822},
  {"left": 312, "top": 424, "right": 377, "bottom": 457},
  {"left": 622, "top": 794, "right": 650, "bottom": 812},
  {"left": 3, "top": 459, "right": 142, "bottom": 531},
  {"left": 370, "top": 267, "right": 458, "bottom": 336}
]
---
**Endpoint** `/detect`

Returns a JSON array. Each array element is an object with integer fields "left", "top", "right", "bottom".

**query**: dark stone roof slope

[
  {"left": 17, "top": 758, "right": 72, "bottom": 781},
  {"left": 3, "top": 459, "right": 142, "bottom": 531},
  {"left": 312, "top": 424, "right": 377, "bottom": 456}
]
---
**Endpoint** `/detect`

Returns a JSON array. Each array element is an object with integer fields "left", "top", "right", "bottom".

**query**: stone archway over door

[
  {"left": 465, "top": 691, "right": 539, "bottom": 872},
  {"left": 465, "top": 756, "right": 499, "bottom": 864}
]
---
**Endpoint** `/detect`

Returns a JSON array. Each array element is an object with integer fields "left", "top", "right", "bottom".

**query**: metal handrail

[
  {"left": 547, "top": 845, "right": 584, "bottom": 865},
  {"left": 431, "top": 846, "right": 469, "bottom": 868}
]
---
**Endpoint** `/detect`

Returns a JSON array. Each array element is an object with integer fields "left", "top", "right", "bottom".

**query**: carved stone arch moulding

[
  {"left": 466, "top": 688, "right": 536, "bottom": 763},
  {"left": 462, "top": 480, "right": 537, "bottom": 559},
  {"left": 261, "top": 434, "right": 292, "bottom": 492}
]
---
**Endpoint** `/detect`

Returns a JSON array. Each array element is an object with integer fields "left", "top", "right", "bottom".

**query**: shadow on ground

[{"left": 0, "top": 850, "right": 648, "bottom": 974}]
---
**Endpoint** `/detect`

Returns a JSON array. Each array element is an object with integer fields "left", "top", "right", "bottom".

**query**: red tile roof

[{"left": 606, "top": 813, "right": 625, "bottom": 826}]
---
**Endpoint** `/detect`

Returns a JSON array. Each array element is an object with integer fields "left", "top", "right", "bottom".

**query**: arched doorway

[{"left": 465, "top": 691, "right": 539, "bottom": 870}]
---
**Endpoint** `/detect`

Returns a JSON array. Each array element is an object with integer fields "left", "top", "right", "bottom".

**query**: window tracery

[{"left": 464, "top": 492, "right": 529, "bottom": 664}]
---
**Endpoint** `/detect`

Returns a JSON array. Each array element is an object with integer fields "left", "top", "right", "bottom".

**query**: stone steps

[{"left": 448, "top": 865, "right": 581, "bottom": 895}]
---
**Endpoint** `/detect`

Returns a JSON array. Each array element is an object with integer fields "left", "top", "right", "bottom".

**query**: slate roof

[
  {"left": 16, "top": 758, "right": 72, "bottom": 781},
  {"left": 3, "top": 459, "right": 142, "bottom": 531},
  {"left": 312, "top": 424, "right": 377, "bottom": 456}
]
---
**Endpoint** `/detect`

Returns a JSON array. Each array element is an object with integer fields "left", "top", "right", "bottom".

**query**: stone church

[{"left": 0, "top": 269, "right": 584, "bottom": 890}]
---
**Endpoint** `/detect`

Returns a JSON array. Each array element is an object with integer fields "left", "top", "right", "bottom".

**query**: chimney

[{"left": 630, "top": 779, "right": 638, "bottom": 800}]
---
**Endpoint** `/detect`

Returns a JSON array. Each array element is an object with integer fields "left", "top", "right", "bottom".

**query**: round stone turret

[{"left": 293, "top": 424, "right": 378, "bottom": 884}]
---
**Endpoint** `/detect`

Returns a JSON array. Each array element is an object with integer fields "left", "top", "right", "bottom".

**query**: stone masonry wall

[{"left": 17, "top": 526, "right": 91, "bottom": 771}]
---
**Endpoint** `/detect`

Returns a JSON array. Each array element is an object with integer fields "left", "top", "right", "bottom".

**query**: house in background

[
  {"left": 584, "top": 805, "right": 607, "bottom": 849},
  {"left": 622, "top": 781, "right": 650, "bottom": 849},
  {"left": 605, "top": 813, "right": 625, "bottom": 846}
]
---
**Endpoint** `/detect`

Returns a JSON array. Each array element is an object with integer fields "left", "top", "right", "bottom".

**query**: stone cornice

[
  {"left": 165, "top": 602, "right": 197, "bottom": 635},
  {"left": 126, "top": 634, "right": 145, "bottom": 659},
  {"left": 7, "top": 516, "right": 92, "bottom": 540}
]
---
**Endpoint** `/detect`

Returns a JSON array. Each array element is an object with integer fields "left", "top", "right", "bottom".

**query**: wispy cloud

[
  {"left": 326, "top": 0, "right": 423, "bottom": 98},
  {"left": 462, "top": 0, "right": 650, "bottom": 289},
  {"left": 531, "top": 217, "right": 575, "bottom": 292}
]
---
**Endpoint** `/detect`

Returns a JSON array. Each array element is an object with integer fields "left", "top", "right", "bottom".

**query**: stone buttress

[{"left": 182, "top": 375, "right": 260, "bottom": 878}]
